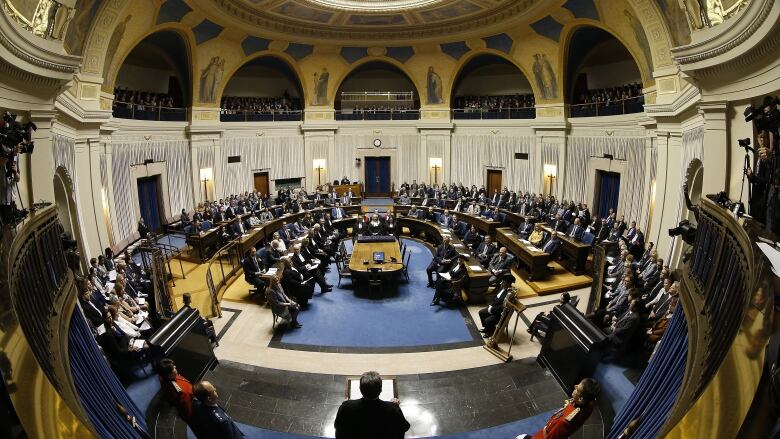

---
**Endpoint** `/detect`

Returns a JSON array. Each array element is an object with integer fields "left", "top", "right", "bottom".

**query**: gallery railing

[
  {"left": 568, "top": 96, "right": 644, "bottom": 117},
  {"left": 335, "top": 109, "right": 420, "bottom": 120},
  {"left": 112, "top": 101, "right": 188, "bottom": 121},
  {"left": 219, "top": 109, "right": 303, "bottom": 122},
  {"left": 451, "top": 107, "right": 536, "bottom": 120}
]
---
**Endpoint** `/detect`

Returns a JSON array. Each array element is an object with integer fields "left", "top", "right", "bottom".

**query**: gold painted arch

[
  {"left": 330, "top": 57, "right": 426, "bottom": 108},
  {"left": 216, "top": 52, "right": 310, "bottom": 109},
  {"left": 447, "top": 49, "right": 539, "bottom": 105}
]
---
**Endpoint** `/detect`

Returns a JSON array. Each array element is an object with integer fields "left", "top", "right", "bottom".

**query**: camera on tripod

[
  {"left": 0, "top": 112, "right": 36, "bottom": 159},
  {"left": 669, "top": 220, "right": 697, "bottom": 245},
  {"left": 744, "top": 96, "right": 780, "bottom": 135}
]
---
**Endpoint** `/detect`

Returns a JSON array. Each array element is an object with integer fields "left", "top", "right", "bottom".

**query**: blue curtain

[
  {"left": 607, "top": 307, "right": 689, "bottom": 438},
  {"left": 137, "top": 178, "right": 161, "bottom": 232},
  {"left": 598, "top": 172, "right": 620, "bottom": 218},
  {"left": 68, "top": 309, "right": 148, "bottom": 438},
  {"left": 378, "top": 157, "right": 391, "bottom": 193}
]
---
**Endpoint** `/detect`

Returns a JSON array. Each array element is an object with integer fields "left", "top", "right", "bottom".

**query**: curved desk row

[{"left": 397, "top": 217, "right": 491, "bottom": 301}]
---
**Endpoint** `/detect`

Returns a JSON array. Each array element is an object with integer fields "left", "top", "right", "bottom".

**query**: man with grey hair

[{"left": 334, "top": 371, "right": 409, "bottom": 438}]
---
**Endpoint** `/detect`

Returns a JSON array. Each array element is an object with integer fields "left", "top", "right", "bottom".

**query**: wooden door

[
  {"left": 487, "top": 169, "right": 502, "bottom": 196},
  {"left": 253, "top": 172, "right": 269, "bottom": 196}
]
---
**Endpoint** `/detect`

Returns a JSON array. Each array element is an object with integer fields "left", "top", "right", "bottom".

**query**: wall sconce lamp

[
  {"left": 543, "top": 164, "right": 557, "bottom": 196},
  {"left": 313, "top": 159, "right": 327, "bottom": 187},
  {"left": 199, "top": 168, "right": 213, "bottom": 201},
  {"left": 429, "top": 157, "right": 442, "bottom": 185}
]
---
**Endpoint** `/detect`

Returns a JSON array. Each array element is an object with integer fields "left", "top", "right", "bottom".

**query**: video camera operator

[
  {"left": 745, "top": 130, "right": 771, "bottom": 223},
  {"left": 0, "top": 111, "right": 36, "bottom": 226},
  {"left": 744, "top": 97, "right": 780, "bottom": 234}
]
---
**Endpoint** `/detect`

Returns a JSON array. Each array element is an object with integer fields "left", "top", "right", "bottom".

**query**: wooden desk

[
  {"left": 398, "top": 217, "right": 490, "bottom": 300},
  {"left": 447, "top": 210, "right": 500, "bottom": 236},
  {"left": 348, "top": 240, "right": 403, "bottom": 273},
  {"left": 541, "top": 225, "right": 590, "bottom": 274},
  {"left": 334, "top": 184, "right": 362, "bottom": 197},
  {"left": 495, "top": 228, "right": 551, "bottom": 281},
  {"left": 185, "top": 227, "right": 221, "bottom": 262}
]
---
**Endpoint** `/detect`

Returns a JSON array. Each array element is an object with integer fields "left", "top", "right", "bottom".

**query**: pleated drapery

[
  {"left": 68, "top": 309, "right": 148, "bottom": 438},
  {"left": 673, "top": 127, "right": 705, "bottom": 225},
  {"left": 607, "top": 307, "right": 689, "bottom": 438},
  {"left": 450, "top": 135, "right": 535, "bottom": 190},
  {"left": 53, "top": 134, "right": 77, "bottom": 199},
  {"left": 333, "top": 134, "right": 421, "bottom": 185},
  {"left": 110, "top": 139, "right": 194, "bottom": 243},
  {"left": 220, "top": 136, "right": 305, "bottom": 196},
  {"left": 563, "top": 136, "right": 648, "bottom": 225}
]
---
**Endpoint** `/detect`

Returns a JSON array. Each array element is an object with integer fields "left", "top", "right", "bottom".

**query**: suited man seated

[
  {"left": 340, "top": 176, "right": 350, "bottom": 185},
  {"left": 431, "top": 256, "right": 468, "bottom": 306},
  {"left": 334, "top": 371, "right": 410, "bottom": 439},
  {"left": 367, "top": 214, "right": 386, "bottom": 235},
  {"left": 241, "top": 247, "right": 266, "bottom": 298},
  {"left": 566, "top": 218, "right": 585, "bottom": 241},
  {"left": 478, "top": 274, "right": 514, "bottom": 337},
  {"left": 540, "top": 231, "right": 563, "bottom": 258},
  {"left": 627, "top": 227, "right": 645, "bottom": 259},
  {"left": 487, "top": 247, "right": 513, "bottom": 286},
  {"left": 426, "top": 236, "right": 458, "bottom": 287},
  {"left": 228, "top": 218, "right": 247, "bottom": 238},
  {"left": 474, "top": 235, "right": 497, "bottom": 267},
  {"left": 549, "top": 214, "right": 567, "bottom": 233},
  {"left": 517, "top": 220, "right": 534, "bottom": 240},
  {"left": 281, "top": 258, "right": 314, "bottom": 308},
  {"left": 462, "top": 225, "right": 482, "bottom": 251},
  {"left": 603, "top": 300, "right": 642, "bottom": 362},
  {"left": 332, "top": 203, "right": 347, "bottom": 220},
  {"left": 266, "top": 276, "right": 301, "bottom": 330},
  {"left": 437, "top": 210, "right": 451, "bottom": 228}
]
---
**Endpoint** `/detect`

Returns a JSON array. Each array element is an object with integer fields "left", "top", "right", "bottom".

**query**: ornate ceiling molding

[
  {"left": 205, "top": 0, "right": 546, "bottom": 42},
  {"left": 672, "top": 0, "right": 778, "bottom": 75}
]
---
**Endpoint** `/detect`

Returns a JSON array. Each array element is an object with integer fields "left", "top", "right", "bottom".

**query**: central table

[{"left": 348, "top": 237, "right": 403, "bottom": 294}]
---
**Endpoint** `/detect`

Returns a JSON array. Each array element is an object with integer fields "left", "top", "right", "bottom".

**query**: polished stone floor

[{"left": 153, "top": 358, "right": 606, "bottom": 438}]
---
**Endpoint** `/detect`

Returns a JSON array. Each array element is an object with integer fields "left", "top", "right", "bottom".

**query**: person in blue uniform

[{"left": 190, "top": 381, "right": 245, "bottom": 439}]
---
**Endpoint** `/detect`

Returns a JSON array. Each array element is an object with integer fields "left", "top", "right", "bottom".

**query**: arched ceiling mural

[{"left": 195, "top": 0, "right": 554, "bottom": 42}]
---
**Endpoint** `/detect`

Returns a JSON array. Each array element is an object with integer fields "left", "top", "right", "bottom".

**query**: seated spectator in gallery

[
  {"left": 515, "top": 378, "right": 600, "bottom": 439},
  {"left": 190, "top": 381, "right": 245, "bottom": 439},
  {"left": 646, "top": 295, "right": 677, "bottom": 346},
  {"left": 266, "top": 276, "right": 301, "bottom": 330},
  {"left": 603, "top": 300, "right": 642, "bottom": 361},
  {"left": 96, "top": 308, "right": 147, "bottom": 385},
  {"left": 334, "top": 371, "right": 410, "bottom": 439}
]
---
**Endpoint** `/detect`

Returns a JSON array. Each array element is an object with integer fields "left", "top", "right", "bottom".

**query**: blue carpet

[
  {"left": 594, "top": 362, "right": 636, "bottom": 414},
  {"left": 126, "top": 368, "right": 160, "bottom": 415},
  {"left": 276, "top": 238, "right": 478, "bottom": 349},
  {"left": 185, "top": 409, "right": 555, "bottom": 439},
  {"left": 361, "top": 198, "right": 394, "bottom": 206}
]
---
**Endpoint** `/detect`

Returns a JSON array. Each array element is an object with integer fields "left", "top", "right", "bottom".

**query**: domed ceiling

[{"left": 202, "top": 0, "right": 551, "bottom": 42}]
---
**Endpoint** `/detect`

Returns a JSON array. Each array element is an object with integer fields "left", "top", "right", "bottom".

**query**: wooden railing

[{"left": 204, "top": 241, "right": 243, "bottom": 318}]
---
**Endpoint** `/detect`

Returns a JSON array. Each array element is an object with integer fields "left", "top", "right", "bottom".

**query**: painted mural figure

[
  {"left": 533, "top": 54, "right": 558, "bottom": 100},
  {"left": 313, "top": 68, "right": 329, "bottom": 105},
  {"left": 199, "top": 57, "right": 225, "bottom": 103},
  {"left": 102, "top": 15, "right": 132, "bottom": 82},
  {"left": 426, "top": 66, "right": 443, "bottom": 105}
]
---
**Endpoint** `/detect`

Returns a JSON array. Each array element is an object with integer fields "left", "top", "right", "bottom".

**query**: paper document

[
  {"left": 137, "top": 297, "right": 146, "bottom": 305},
  {"left": 265, "top": 268, "right": 278, "bottom": 275},
  {"left": 453, "top": 244, "right": 464, "bottom": 248},
  {"left": 757, "top": 242, "right": 780, "bottom": 276},
  {"left": 96, "top": 324, "right": 106, "bottom": 336},
  {"left": 439, "top": 272, "right": 451, "bottom": 280},
  {"left": 132, "top": 339, "right": 145, "bottom": 350},
  {"left": 109, "top": 271, "right": 117, "bottom": 281},
  {"left": 139, "top": 321, "right": 152, "bottom": 331},
  {"left": 468, "top": 265, "right": 483, "bottom": 271},
  {"left": 520, "top": 239, "right": 530, "bottom": 244},
  {"left": 460, "top": 252, "right": 471, "bottom": 257}
]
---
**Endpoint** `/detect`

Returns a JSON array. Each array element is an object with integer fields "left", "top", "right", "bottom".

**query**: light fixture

[
  {"left": 199, "top": 168, "right": 213, "bottom": 201},
  {"left": 313, "top": 159, "right": 327, "bottom": 187},
  {"left": 543, "top": 164, "right": 557, "bottom": 196},
  {"left": 429, "top": 157, "right": 442, "bottom": 185}
]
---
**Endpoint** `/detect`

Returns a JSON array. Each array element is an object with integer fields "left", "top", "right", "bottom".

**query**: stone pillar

[
  {"left": 87, "top": 137, "right": 111, "bottom": 251},
  {"left": 100, "top": 129, "right": 121, "bottom": 247},
  {"left": 25, "top": 110, "right": 58, "bottom": 206},
  {"left": 700, "top": 102, "right": 729, "bottom": 194}
]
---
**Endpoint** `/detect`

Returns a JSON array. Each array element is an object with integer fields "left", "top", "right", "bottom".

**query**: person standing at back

[{"left": 334, "top": 371, "right": 410, "bottom": 439}]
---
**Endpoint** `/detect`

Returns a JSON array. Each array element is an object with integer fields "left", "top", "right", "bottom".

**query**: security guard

[
  {"left": 515, "top": 378, "right": 600, "bottom": 439},
  {"left": 191, "top": 381, "right": 245, "bottom": 439},
  {"left": 157, "top": 358, "right": 194, "bottom": 422}
]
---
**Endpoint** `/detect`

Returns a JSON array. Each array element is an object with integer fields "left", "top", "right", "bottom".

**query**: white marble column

[{"left": 700, "top": 102, "right": 729, "bottom": 195}]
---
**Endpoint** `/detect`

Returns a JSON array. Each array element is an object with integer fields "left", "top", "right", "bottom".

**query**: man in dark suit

[
  {"left": 596, "top": 218, "right": 610, "bottom": 242},
  {"left": 614, "top": 215, "right": 628, "bottom": 236},
  {"left": 462, "top": 225, "right": 481, "bottom": 251},
  {"left": 190, "top": 381, "right": 244, "bottom": 439},
  {"left": 426, "top": 236, "right": 458, "bottom": 287},
  {"left": 340, "top": 176, "right": 350, "bottom": 184},
  {"left": 478, "top": 274, "right": 514, "bottom": 337},
  {"left": 550, "top": 213, "right": 567, "bottom": 232},
  {"left": 474, "top": 235, "right": 497, "bottom": 266},
  {"left": 566, "top": 218, "right": 585, "bottom": 241},
  {"left": 627, "top": 227, "right": 645, "bottom": 259},
  {"left": 291, "top": 244, "right": 332, "bottom": 293},
  {"left": 517, "top": 220, "right": 534, "bottom": 239},
  {"left": 229, "top": 218, "right": 246, "bottom": 238},
  {"left": 431, "top": 257, "right": 467, "bottom": 306},
  {"left": 487, "top": 247, "right": 513, "bottom": 286},
  {"left": 334, "top": 371, "right": 409, "bottom": 439},
  {"left": 241, "top": 248, "right": 266, "bottom": 297},
  {"left": 332, "top": 203, "right": 347, "bottom": 220},
  {"left": 541, "top": 231, "right": 562, "bottom": 257},
  {"left": 282, "top": 258, "right": 313, "bottom": 308},
  {"left": 746, "top": 131, "right": 771, "bottom": 222},
  {"left": 604, "top": 300, "right": 641, "bottom": 361},
  {"left": 137, "top": 218, "right": 150, "bottom": 239}
]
